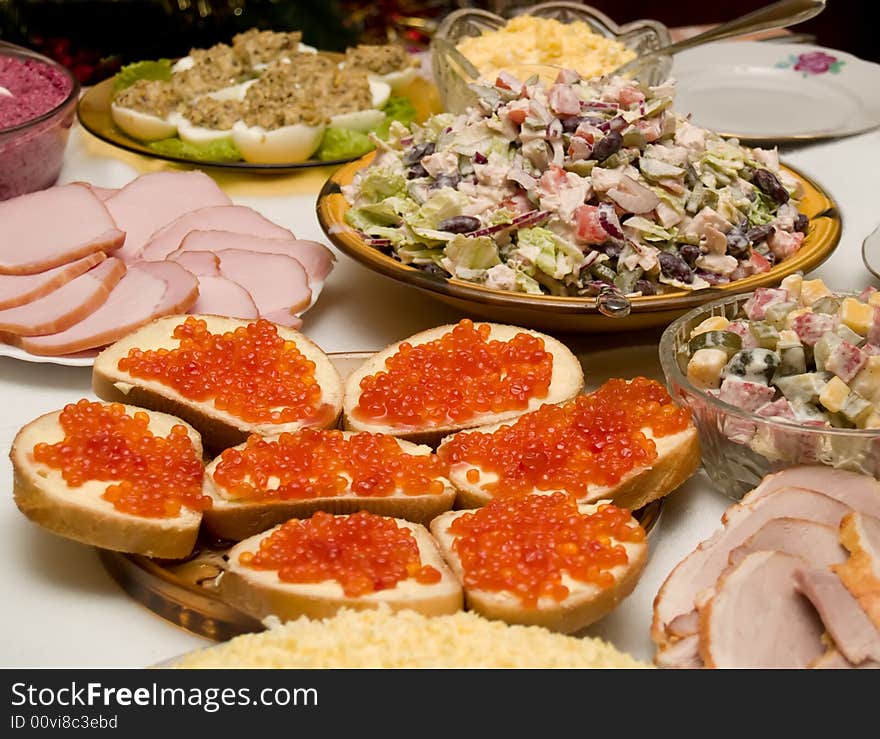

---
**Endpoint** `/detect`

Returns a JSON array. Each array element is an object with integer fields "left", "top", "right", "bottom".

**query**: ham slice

[
  {"left": 0, "top": 252, "right": 107, "bottom": 310},
  {"left": 175, "top": 230, "right": 335, "bottom": 290},
  {"left": 105, "top": 171, "right": 231, "bottom": 262},
  {"left": 169, "top": 248, "right": 310, "bottom": 327},
  {"left": 140, "top": 205, "right": 296, "bottom": 261},
  {"left": 794, "top": 568, "right": 880, "bottom": 665},
  {"left": 653, "top": 487, "right": 850, "bottom": 643},
  {"left": 164, "top": 250, "right": 258, "bottom": 319},
  {"left": 654, "top": 634, "right": 702, "bottom": 669},
  {"left": 834, "top": 512, "right": 880, "bottom": 630},
  {"left": 0, "top": 184, "right": 124, "bottom": 274},
  {"left": 742, "top": 466, "right": 880, "bottom": 518},
  {"left": 17, "top": 261, "right": 198, "bottom": 356},
  {"left": 0, "top": 258, "right": 126, "bottom": 336},
  {"left": 699, "top": 551, "right": 826, "bottom": 668},
  {"left": 729, "top": 518, "right": 847, "bottom": 571}
]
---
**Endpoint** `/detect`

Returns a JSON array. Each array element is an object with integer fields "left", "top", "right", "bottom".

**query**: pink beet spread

[{"left": 0, "top": 56, "right": 72, "bottom": 130}]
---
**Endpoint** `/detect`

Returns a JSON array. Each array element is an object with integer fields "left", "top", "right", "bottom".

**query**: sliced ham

[
  {"left": 0, "top": 258, "right": 126, "bottom": 336},
  {"left": 834, "top": 512, "right": 880, "bottom": 630},
  {"left": 653, "top": 487, "right": 850, "bottom": 643},
  {"left": 741, "top": 466, "right": 880, "bottom": 518},
  {"left": 729, "top": 518, "right": 847, "bottom": 571},
  {"left": 654, "top": 634, "right": 702, "bottom": 669},
  {"left": 794, "top": 568, "right": 880, "bottom": 665},
  {"left": 17, "top": 261, "right": 198, "bottom": 356},
  {"left": 699, "top": 551, "right": 825, "bottom": 668},
  {"left": 71, "top": 182, "right": 117, "bottom": 201},
  {"left": 170, "top": 248, "right": 310, "bottom": 326},
  {"left": 0, "top": 252, "right": 107, "bottom": 310},
  {"left": 811, "top": 649, "right": 880, "bottom": 669},
  {"left": 105, "top": 171, "right": 231, "bottom": 262},
  {"left": 0, "top": 184, "right": 124, "bottom": 274},
  {"left": 140, "top": 205, "right": 295, "bottom": 261},
  {"left": 165, "top": 250, "right": 259, "bottom": 320},
  {"left": 175, "top": 230, "right": 335, "bottom": 289}
]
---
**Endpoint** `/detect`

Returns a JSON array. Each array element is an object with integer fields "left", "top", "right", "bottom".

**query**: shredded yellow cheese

[
  {"left": 173, "top": 606, "right": 648, "bottom": 668},
  {"left": 456, "top": 16, "right": 636, "bottom": 83}
]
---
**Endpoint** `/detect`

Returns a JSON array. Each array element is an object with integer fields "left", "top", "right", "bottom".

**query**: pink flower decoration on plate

[{"left": 776, "top": 50, "right": 846, "bottom": 76}]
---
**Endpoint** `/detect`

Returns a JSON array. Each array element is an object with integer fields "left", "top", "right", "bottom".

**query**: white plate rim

[{"left": 671, "top": 41, "right": 880, "bottom": 144}]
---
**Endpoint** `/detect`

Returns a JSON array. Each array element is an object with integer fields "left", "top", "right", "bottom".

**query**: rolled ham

[
  {"left": 0, "top": 258, "right": 126, "bottom": 336},
  {"left": 0, "top": 184, "right": 124, "bottom": 274},
  {"left": 174, "top": 230, "right": 335, "bottom": 290},
  {"left": 0, "top": 252, "right": 107, "bottom": 310},
  {"left": 140, "top": 205, "right": 296, "bottom": 261},
  {"left": 105, "top": 172, "right": 231, "bottom": 262},
  {"left": 17, "top": 261, "right": 198, "bottom": 356}
]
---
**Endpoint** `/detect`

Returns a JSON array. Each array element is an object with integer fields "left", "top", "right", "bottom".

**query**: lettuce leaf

[
  {"left": 147, "top": 137, "right": 241, "bottom": 162},
  {"left": 374, "top": 96, "right": 418, "bottom": 140},
  {"left": 114, "top": 59, "right": 173, "bottom": 92},
  {"left": 315, "top": 127, "right": 374, "bottom": 161}
]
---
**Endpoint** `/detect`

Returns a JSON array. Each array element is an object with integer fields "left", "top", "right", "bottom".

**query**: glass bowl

[
  {"left": 432, "top": 2, "right": 671, "bottom": 113},
  {"left": 659, "top": 291, "right": 880, "bottom": 500},
  {"left": 0, "top": 42, "right": 79, "bottom": 201}
]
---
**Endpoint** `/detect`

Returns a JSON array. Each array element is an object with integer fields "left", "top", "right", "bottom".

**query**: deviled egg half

[
  {"left": 111, "top": 79, "right": 180, "bottom": 141},
  {"left": 326, "top": 67, "right": 391, "bottom": 133},
  {"left": 170, "top": 98, "right": 244, "bottom": 146},
  {"left": 344, "top": 44, "right": 419, "bottom": 94}
]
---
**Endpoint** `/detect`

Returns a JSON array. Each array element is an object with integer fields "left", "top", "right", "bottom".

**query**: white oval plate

[
  {"left": 0, "top": 342, "right": 98, "bottom": 366},
  {"left": 671, "top": 41, "right": 880, "bottom": 145}
]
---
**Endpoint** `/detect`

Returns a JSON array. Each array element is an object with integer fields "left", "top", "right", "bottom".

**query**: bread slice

[
  {"left": 430, "top": 502, "right": 647, "bottom": 633},
  {"left": 11, "top": 403, "right": 203, "bottom": 559},
  {"left": 202, "top": 430, "right": 456, "bottom": 540},
  {"left": 440, "top": 422, "right": 700, "bottom": 511},
  {"left": 342, "top": 322, "right": 584, "bottom": 445},
  {"left": 92, "top": 314, "right": 344, "bottom": 452},
  {"left": 220, "top": 516, "right": 463, "bottom": 621}
]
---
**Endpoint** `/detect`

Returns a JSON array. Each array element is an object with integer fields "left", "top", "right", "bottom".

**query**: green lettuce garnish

[
  {"left": 114, "top": 59, "right": 173, "bottom": 92},
  {"left": 148, "top": 137, "right": 242, "bottom": 162},
  {"left": 315, "top": 127, "right": 374, "bottom": 161}
]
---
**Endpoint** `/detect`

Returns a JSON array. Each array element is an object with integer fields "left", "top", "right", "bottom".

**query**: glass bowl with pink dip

[{"left": 0, "top": 42, "right": 79, "bottom": 201}]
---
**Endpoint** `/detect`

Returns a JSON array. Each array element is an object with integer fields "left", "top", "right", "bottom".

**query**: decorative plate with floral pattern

[{"left": 670, "top": 42, "right": 880, "bottom": 145}]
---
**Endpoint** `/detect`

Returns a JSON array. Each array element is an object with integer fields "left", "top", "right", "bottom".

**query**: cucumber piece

[
  {"left": 814, "top": 332, "right": 843, "bottom": 372},
  {"left": 688, "top": 330, "right": 742, "bottom": 358},
  {"left": 777, "top": 345, "right": 807, "bottom": 377},
  {"left": 812, "top": 296, "right": 842, "bottom": 315},
  {"left": 774, "top": 371, "right": 833, "bottom": 405},
  {"left": 722, "top": 348, "right": 779, "bottom": 384},
  {"left": 590, "top": 263, "right": 617, "bottom": 283},
  {"left": 763, "top": 301, "right": 798, "bottom": 330},
  {"left": 749, "top": 321, "right": 780, "bottom": 350}
]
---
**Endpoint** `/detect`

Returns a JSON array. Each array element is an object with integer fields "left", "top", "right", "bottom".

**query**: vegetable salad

[{"left": 344, "top": 71, "right": 809, "bottom": 297}]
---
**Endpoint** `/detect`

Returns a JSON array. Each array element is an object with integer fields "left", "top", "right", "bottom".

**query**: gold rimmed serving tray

[{"left": 317, "top": 156, "right": 840, "bottom": 332}]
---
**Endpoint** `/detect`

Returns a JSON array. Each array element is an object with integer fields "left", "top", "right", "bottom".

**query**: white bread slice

[
  {"left": 10, "top": 403, "right": 203, "bottom": 559},
  {"left": 220, "top": 516, "right": 463, "bottom": 621},
  {"left": 431, "top": 502, "right": 647, "bottom": 633},
  {"left": 202, "top": 430, "right": 456, "bottom": 540},
  {"left": 440, "top": 422, "right": 700, "bottom": 512},
  {"left": 92, "top": 314, "right": 343, "bottom": 452},
  {"left": 342, "top": 322, "right": 584, "bottom": 445}
]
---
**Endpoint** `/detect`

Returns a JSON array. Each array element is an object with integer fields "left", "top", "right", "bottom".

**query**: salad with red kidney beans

[{"left": 343, "top": 70, "right": 809, "bottom": 297}]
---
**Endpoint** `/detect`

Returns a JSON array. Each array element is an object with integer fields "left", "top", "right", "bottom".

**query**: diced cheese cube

[
  {"left": 841, "top": 392, "right": 873, "bottom": 425},
  {"left": 799, "top": 279, "right": 833, "bottom": 306},
  {"left": 689, "top": 316, "right": 730, "bottom": 339},
  {"left": 869, "top": 291, "right": 880, "bottom": 308},
  {"left": 850, "top": 355, "right": 880, "bottom": 404},
  {"left": 785, "top": 308, "right": 812, "bottom": 330},
  {"left": 819, "top": 376, "right": 850, "bottom": 413},
  {"left": 781, "top": 273, "right": 803, "bottom": 302},
  {"left": 840, "top": 297, "right": 874, "bottom": 335},
  {"left": 776, "top": 329, "right": 801, "bottom": 349},
  {"left": 687, "top": 348, "right": 728, "bottom": 389}
]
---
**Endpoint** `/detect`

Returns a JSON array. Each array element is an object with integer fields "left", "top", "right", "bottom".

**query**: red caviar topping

[
  {"left": 353, "top": 319, "right": 553, "bottom": 427},
  {"left": 239, "top": 511, "right": 442, "bottom": 596},
  {"left": 117, "top": 317, "right": 327, "bottom": 425},
  {"left": 448, "top": 493, "right": 644, "bottom": 607},
  {"left": 212, "top": 429, "right": 448, "bottom": 501},
  {"left": 31, "top": 399, "right": 207, "bottom": 518},
  {"left": 439, "top": 377, "right": 691, "bottom": 497}
]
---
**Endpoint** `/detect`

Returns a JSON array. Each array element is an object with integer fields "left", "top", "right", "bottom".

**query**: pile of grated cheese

[
  {"left": 173, "top": 606, "right": 647, "bottom": 668},
  {"left": 455, "top": 15, "right": 636, "bottom": 83}
]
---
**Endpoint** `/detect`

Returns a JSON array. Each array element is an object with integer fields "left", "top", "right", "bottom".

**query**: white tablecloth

[{"left": 2, "top": 121, "right": 878, "bottom": 668}]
